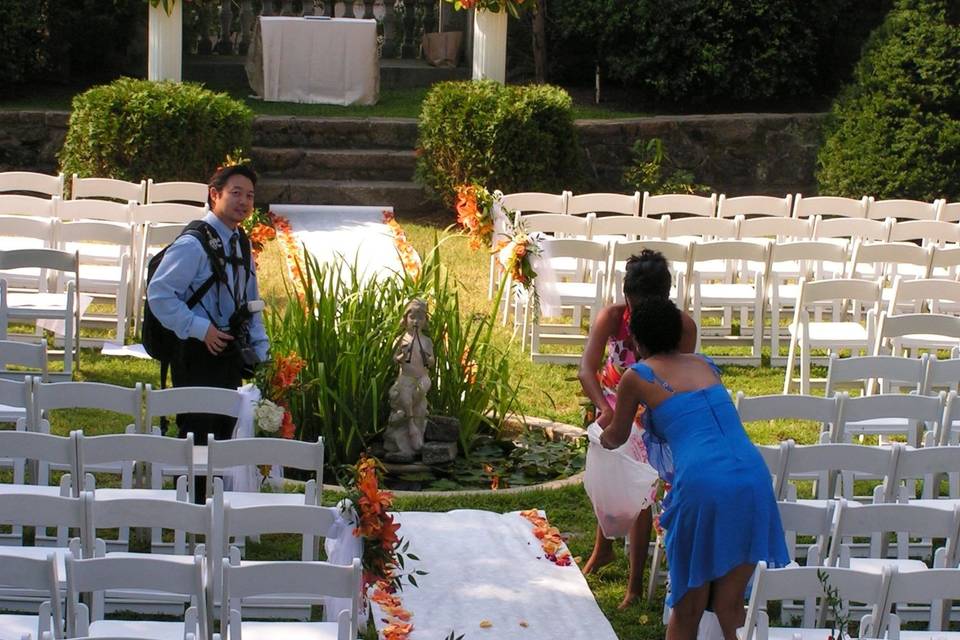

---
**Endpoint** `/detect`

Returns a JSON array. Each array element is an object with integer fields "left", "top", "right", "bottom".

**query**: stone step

[
  {"left": 252, "top": 147, "right": 416, "bottom": 181},
  {"left": 257, "top": 177, "right": 438, "bottom": 216},
  {"left": 253, "top": 116, "right": 419, "bottom": 150}
]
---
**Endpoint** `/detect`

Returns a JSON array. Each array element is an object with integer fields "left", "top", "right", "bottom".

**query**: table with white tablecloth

[{"left": 245, "top": 16, "right": 379, "bottom": 105}]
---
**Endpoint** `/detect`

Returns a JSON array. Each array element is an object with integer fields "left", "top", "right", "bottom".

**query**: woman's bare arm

[
  {"left": 600, "top": 369, "right": 645, "bottom": 449},
  {"left": 578, "top": 305, "right": 625, "bottom": 427}
]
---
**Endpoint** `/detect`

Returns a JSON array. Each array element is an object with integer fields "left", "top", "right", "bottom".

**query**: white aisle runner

[{"left": 372, "top": 510, "right": 618, "bottom": 640}]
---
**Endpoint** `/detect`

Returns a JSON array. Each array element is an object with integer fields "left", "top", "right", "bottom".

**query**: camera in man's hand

[{"left": 225, "top": 299, "right": 265, "bottom": 377}]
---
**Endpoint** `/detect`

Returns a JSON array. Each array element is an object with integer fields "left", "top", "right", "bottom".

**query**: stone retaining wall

[{"left": 0, "top": 110, "right": 828, "bottom": 198}]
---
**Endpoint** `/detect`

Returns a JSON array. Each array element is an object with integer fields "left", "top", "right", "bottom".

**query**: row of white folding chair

[
  {"left": 741, "top": 563, "right": 960, "bottom": 640},
  {"left": 0, "top": 196, "right": 202, "bottom": 224},
  {"left": 0, "top": 173, "right": 65, "bottom": 200}
]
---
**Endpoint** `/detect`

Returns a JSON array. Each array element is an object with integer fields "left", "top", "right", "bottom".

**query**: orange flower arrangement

[
  {"left": 492, "top": 219, "right": 540, "bottom": 287},
  {"left": 253, "top": 350, "right": 307, "bottom": 441},
  {"left": 519, "top": 509, "right": 573, "bottom": 566},
  {"left": 454, "top": 183, "right": 495, "bottom": 250},
  {"left": 383, "top": 211, "right": 422, "bottom": 280},
  {"left": 239, "top": 208, "right": 304, "bottom": 299},
  {"left": 342, "top": 455, "right": 424, "bottom": 640}
]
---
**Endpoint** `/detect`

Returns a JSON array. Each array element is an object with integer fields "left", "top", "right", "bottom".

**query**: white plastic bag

[{"left": 584, "top": 422, "right": 659, "bottom": 539}]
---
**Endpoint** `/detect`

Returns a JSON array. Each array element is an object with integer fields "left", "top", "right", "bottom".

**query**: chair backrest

[
  {"left": 0, "top": 429, "right": 77, "bottom": 486},
  {"left": 538, "top": 238, "right": 608, "bottom": 263},
  {"left": 767, "top": 240, "right": 848, "bottom": 279},
  {"left": 0, "top": 340, "right": 47, "bottom": 381},
  {"left": 849, "top": 241, "right": 933, "bottom": 281},
  {"left": 517, "top": 212, "right": 591, "bottom": 237},
  {"left": 880, "top": 568, "right": 960, "bottom": 636},
  {"left": 222, "top": 557, "right": 361, "bottom": 640},
  {"left": 70, "top": 176, "right": 146, "bottom": 204},
  {"left": 222, "top": 502, "right": 340, "bottom": 562},
  {"left": 498, "top": 191, "right": 567, "bottom": 215},
  {"left": 797, "top": 278, "right": 882, "bottom": 309},
  {"left": 741, "top": 562, "right": 888, "bottom": 640},
  {"left": 783, "top": 441, "right": 899, "bottom": 502},
  {"left": 937, "top": 200, "right": 960, "bottom": 222},
  {"left": 812, "top": 216, "right": 891, "bottom": 242},
  {"left": 144, "top": 385, "right": 243, "bottom": 428},
  {"left": 0, "top": 553, "right": 61, "bottom": 640},
  {"left": 888, "top": 276, "right": 960, "bottom": 314},
  {"left": 56, "top": 220, "right": 135, "bottom": 259},
  {"left": 867, "top": 197, "right": 939, "bottom": 221},
  {"left": 0, "top": 214, "right": 54, "bottom": 244},
  {"left": 824, "top": 354, "right": 927, "bottom": 396},
  {"left": 793, "top": 194, "right": 868, "bottom": 219},
  {"left": 840, "top": 392, "right": 944, "bottom": 425},
  {"left": 689, "top": 239, "right": 768, "bottom": 269},
  {"left": 888, "top": 219, "right": 960, "bottom": 245},
  {"left": 777, "top": 500, "right": 837, "bottom": 564},
  {"left": 930, "top": 245, "right": 960, "bottom": 273},
  {"left": 0, "top": 194, "right": 57, "bottom": 218},
  {"left": 566, "top": 192, "right": 639, "bottom": 216},
  {"left": 738, "top": 216, "right": 812, "bottom": 242},
  {"left": 145, "top": 180, "right": 208, "bottom": 206},
  {"left": 717, "top": 194, "right": 792, "bottom": 219},
  {"left": 208, "top": 436, "right": 324, "bottom": 474},
  {"left": 590, "top": 215, "right": 663, "bottom": 240},
  {"left": 736, "top": 392, "right": 840, "bottom": 425},
  {"left": 130, "top": 202, "right": 206, "bottom": 225},
  {"left": 85, "top": 496, "right": 212, "bottom": 557},
  {"left": 76, "top": 431, "right": 192, "bottom": 473},
  {"left": 642, "top": 192, "right": 717, "bottom": 218},
  {"left": 65, "top": 553, "right": 205, "bottom": 636},
  {"left": 924, "top": 353, "right": 960, "bottom": 394},
  {"left": 0, "top": 248, "right": 78, "bottom": 273},
  {"left": 55, "top": 198, "right": 133, "bottom": 223},
  {"left": 894, "top": 446, "right": 960, "bottom": 498},
  {"left": 0, "top": 492, "right": 84, "bottom": 529},
  {"left": 875, "top": 312, "right": 960, "bottom": 354},
  {"left": 0, "top": 171, "right": 64, "bottom": 199},
  {"left": 663, "top": 214, "right": 738, "bottom": 240},
  {"left": 34, "top": 381, "right": 141, "bottom": 431}
]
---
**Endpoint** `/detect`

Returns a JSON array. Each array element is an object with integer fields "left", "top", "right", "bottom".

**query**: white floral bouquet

[{"left": 254, "top": 398, "right": 285, "bottom": 435}]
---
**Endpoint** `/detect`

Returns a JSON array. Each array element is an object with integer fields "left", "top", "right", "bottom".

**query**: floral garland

[
  {"left": 443, "top": 0, "right": 529, "bottom": 18},
  {"left": 519, "top": 509, "right": 573, "bottom": 566},
  {"left": 383, "top": 211, "right": 422, "bottom": 280},
  {"left": 454, "top": 183, "right": 495, "bottom": 250},
  {"left": 342, "top": 456, "right": 424, "bottom": 640},
  {"left": 241, "top": 208, "right": 304, "bottom": 299},
  {"left": 252, "top": 351, "right": 306, "bottom": 439},
  {"left": 492, "top": 218, "right": 541, "bottom": 315}
]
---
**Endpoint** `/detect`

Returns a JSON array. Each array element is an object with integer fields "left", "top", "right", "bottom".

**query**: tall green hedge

[
  {"left": 60, "top": 78, "right": 253, "bottom": 184},
  {"left": 0, "top": 1, "right": 44, "bottom": 92},
  {"left": 415, "top": 81, "right": 581, "bottom": 203},
  {"left": 817, "top": 0, "right": 960, "bottom": 200}
]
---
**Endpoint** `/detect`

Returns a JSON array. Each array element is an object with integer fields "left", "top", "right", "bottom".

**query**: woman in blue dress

[{"left": 601, "top": 296, "right": 788, "bottom": 640}]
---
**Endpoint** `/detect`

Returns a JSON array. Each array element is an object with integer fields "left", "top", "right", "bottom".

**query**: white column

[
  {"left": 148, "top": 0, "right": 183, "bottom": 81},
  {"left": 472, "top": 8, "right": 507, "bottom": 83}
]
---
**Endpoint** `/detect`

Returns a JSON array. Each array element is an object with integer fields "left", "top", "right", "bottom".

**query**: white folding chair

[
  {"left": 887, "top": 277, "right": 960, "bottom": 315},
  {"left": 836, "top": 391, "right": 945, "bottom": 450},
  {"left": 937, "top": 200, "right": 960, "bottom": 223},
  {"left": 78, "top": 430, "right": 195, "bottom": 549},
  {"left": 778, "top": 500, "right": 837, "bottom": 566},
  {"left": 70, "top": 177, "right": 145, "bottom": 205},
  {"left": 894, "top": 446, "right": 960, "bottom": 509},
  {"left": 923, "top": 353, "right": 960, "bottom": 445},
  {"left": 54, "top": 220, "right": 134, "bottom": 344},
  {"left": 888, "top": 219, "right": 960, "bottom": 247},
  {"left": 526, "top": 238, "right": 607, "bottom": 364},
  {"left": 34, "top": 381, "right": 141, "bottom": 435},
  {"left": 145, "top": 181, "right": 208, "bottom": 207},
  {"left": 64, "top": 553, "right": 206, "bottom": 640},
  {"left": 736, "top": 392, "right": 843, "bottom": 466},
  {"left": 717, "top": 194, "right": 793, "bottom": 219},
  {"left": 739, "top": 562, "right": 889, "bottom": 640},
  {"left": 130, "top": 220, "right": 191, "bottom": 336},
  {"left": 793, "top": 194, "right": 869, "bottom": 219},
  {"left": 605, "top": 239, "right": 688, "bottom": 307},
  {"left": 589, "top": 215, "right": 664, "bottom": 244},
  {"left": 498, "top": 191, "right": 568, "bottom": 217},
  {"left": 0, "top": 340, "right": 47, "bottom": 383},
  {"left": 874, "top": 311, "right": 960, "bottom": 358},
  {"left": 209, "top": 436, "right": 322, "bottom": 510},
  {"left": 688, "top": 240, "right": 768, "bottom": 361},
  {"left": 780, "top": 441, "right": 899, "bottom": 506},
  {"left": 662, "top": 213, "right": 739, "bottom": 242},
  {"left": 55, "top": 199, "right": 133, "bottom": 224},
  {"left": 0, "top": 553, "right": 61, "bottom": 640},
  {"left": 0, "top": 215, "right": 55, "bottom": 286},
  {"left": 849, "top": 242, "right": 933, "bottom": 292},
  {"left": 0, "top": 172, "right": 64, "bottom": 199},
  {"left": 824, "top": 353, "right": 927, "bottom": 398},
  {"left": 0, "top": 250, "right": 81, "bottom": 377},
  {"left": 827, "top": 501, "right": 960, "bottom": 573},
  {"left": 867, "top": 198, "right": 939, "bottom": 222},
  {"left": 220, "top": 558, "right": 361, "bottom": 640},
  {"left": 566, "top": 191, "right": 639, "bottom": 217},
  {"left": 812, "top": 215, "right": 892, "bottom": 244},
  {"left": 738, "top": 215, "right": 813, "bottom": 243},
  {"left": 783, "top": 278, "right": 882, "bottom": 394},
  {"left": 929, "top": 244, "right": 960, "bottom": 280},
  {"left": 641, "top": 192, "right": 717, "bottom": 218},
  {"left": 766, "top": 241, "right": 850, "bottom": 360},
  {"left": 881, "top": 568, "right": 960, "bottom": 639}
]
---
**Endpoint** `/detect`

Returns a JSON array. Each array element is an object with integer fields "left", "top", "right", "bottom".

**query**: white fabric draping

[
  {"left": 322, "top": 499, "right": 364, "bottom": 624},
  {"left": 247, "top": 17, "right": 379, "bottom": 105},
  {"left": 369, "top": 510, "right": 619, "bottom": 640},
  {"left": 224, "top": 383, "right": 282, "bottom": 492},
  {"left": 528, "top": 232, "right": 562, "bottom": 317}
]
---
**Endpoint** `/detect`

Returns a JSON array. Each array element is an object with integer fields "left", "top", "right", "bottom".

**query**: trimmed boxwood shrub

[
  {"left": 415, "top": 81, "right": 581, "bottom": 203},
  {"left": 817, "top": 0, "right": 960, "bottom": 200},
  {"left": 60, "top": 78, "right": 254, "bottom": 184}
]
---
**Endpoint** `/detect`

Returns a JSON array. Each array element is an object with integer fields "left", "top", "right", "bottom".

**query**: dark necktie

[{"left": 229, "top": 233, "right": 242, "bottom": 299}]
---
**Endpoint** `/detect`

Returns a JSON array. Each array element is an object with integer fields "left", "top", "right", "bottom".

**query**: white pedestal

[
  {"left": 148, "top": 1, "right": 183, "bottom": 81},
  {"left": 472, "top": 9, "right": 507, "bottom": 83}
]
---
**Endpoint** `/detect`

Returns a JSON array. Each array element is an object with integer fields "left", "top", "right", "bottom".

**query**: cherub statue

[{"left": 383, "top": 299, "right": 435, "bottom": 461}]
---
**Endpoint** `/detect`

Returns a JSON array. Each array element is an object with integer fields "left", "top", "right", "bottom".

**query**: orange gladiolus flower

[{"left": 279, "top": 409, "right": 296, "bottom": 439}]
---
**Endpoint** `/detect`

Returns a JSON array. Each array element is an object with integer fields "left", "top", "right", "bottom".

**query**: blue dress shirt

[{"left": 147, "top": 211, "right": 269, "bottom": 361}]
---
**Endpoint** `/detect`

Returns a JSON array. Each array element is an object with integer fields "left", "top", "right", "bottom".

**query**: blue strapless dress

[{"left": 631, "top": 360, "right": 789, "bottom": 607}]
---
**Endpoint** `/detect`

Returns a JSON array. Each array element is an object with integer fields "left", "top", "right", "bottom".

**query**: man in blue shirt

[{"left": 147, "top": 164, "right": 269, "bottom": 447}]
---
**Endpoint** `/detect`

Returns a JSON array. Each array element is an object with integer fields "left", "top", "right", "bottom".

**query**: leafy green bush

[
  {"left": 546, "top": 0, "right": 890, "bottom": 107},
  {"left": 416, "top": 81, "right": 581, "bottom": 204},
  {"left": 623, "top": 138, "right": 711, "bottom": 195},
  {"left": 0, "top": 1, "right": 44, "bottom": 92},
  {"left": 60, "top": 78, "right": 253, "bottom": 184},
  {"left": 817, "top": 0, "right": 960, "bottom": 200},
  {"left": 265, "top": 241, "right": 519, "bottom": 468}
]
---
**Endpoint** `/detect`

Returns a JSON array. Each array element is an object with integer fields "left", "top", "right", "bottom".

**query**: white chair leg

[{"left": 783, "top": 328, "right": 799, "bottom": 394}]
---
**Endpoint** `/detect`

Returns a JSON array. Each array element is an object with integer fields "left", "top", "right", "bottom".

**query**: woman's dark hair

[
  {"left": 623, "top": 250, "right": 672, "bottom": 301},
  {"left": 207, "top": 164, "right": 258, "bottom": 206},
  {"left": 629, "top": 296, "right": 683, "bottom": 356}
]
